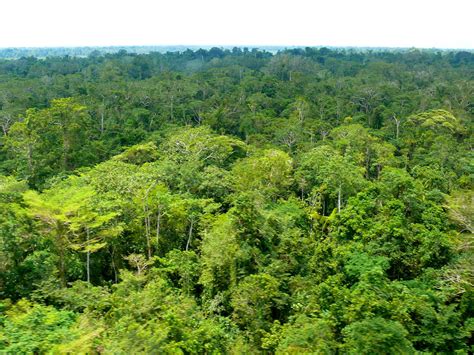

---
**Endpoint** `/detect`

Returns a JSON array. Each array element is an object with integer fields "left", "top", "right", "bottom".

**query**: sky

[{"left": 1, "top": 0, "right": 473, "bottom": 49}]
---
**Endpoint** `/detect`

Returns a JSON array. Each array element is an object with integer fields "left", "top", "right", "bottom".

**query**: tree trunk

[
  {"left": 393, "top": 115, "right": 401, "bottom": 140},
  {"left": 155, "top": 209, "right": 161, "bottom": 250},
  {"left": 146, "top": 215, "right": 152, "bottom": 259},
  {"left": 143, "top": 204, "right": 152, "bottom": 259},
  {"left": 145, "top": 215, "right": 151, "bottom": 259},
  {"left": 100, "top": 110, "right": 105, "bottom": 135},
  {"left": 337, "top": 186, "right": 342, "bottom": 213},
  {"left": 186, "top": 218, "right": 194, "bottom": 251},
  {"left": 1, "top": 113, "right": 11, "bottom": 136}
]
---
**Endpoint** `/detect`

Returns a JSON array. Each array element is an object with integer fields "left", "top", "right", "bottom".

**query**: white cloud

[{"left": 0, "top": 0, "right": 472, "bottom": 48}]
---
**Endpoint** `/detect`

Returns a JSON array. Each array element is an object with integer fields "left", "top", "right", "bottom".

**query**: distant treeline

[
  {"left": 0, "top": 45, "right": 288, "bottom": 59},
  {"left": 1, "top": 45, "right": 473, "bottom": 60}
]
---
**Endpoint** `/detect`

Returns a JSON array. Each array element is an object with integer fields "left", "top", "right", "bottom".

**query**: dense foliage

[{"left": 0, "top": 47, "right": 473, "bottom": 353}]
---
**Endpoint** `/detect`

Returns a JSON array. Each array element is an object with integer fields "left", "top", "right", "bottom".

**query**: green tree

[
  {"left": 297, "top": 145, "right": 365, "bottom": 213},
  {"left": 342, "top": 318, "right": 415, "bottom": 354},
  {"left": 23, "top": 177, "right": 119, "bottom": 286}
]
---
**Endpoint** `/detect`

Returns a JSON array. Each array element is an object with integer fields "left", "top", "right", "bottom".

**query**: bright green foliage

[
  {"left": 23, "top": 176, "right": 120, "bottom": 285},
  {"left": 112, "top": 142, "right": 159, "bottom": 165},
  {"left": 232, "top": 149, "right": 293, "bottom": 199},
  {"left": 297, "top": 145, "right": 366, "bottom": 212},
  {"left": 162, "top": 126, "right": 246, "bottom": 168},
  {"left": 100, "top": 271, "right": 231, "bottom": 353},
  {"left": 0, "top": 300, "right": 83, "bottom": 353},
  {"left": 275, "top": 316, "right": 338, "bottom": 353},
  {"left": 408, "top": 109, "right": 465, "bottom": 134},
  {"left": 200, "top": 214, "right": 241, "bottom": 298}
]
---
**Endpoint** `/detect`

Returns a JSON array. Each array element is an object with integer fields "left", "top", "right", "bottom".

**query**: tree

[
  {"left": 23, "top": 177, "right": 119, "bottom": 286},
  {"left": 231, "top": 273, "right": 286, "bottom": 341},
  {"left": 200, "top": 214, "right": 241, "bottom": 300},
  {"left": 342, "top": 318, "right": 415, "bottom": 354},
  {"left": 232, "top": 149, "right": 293, "bottom": 200},
  {"left": 275, "top": 316, "right": 337, "bottom": 353},
  {"left": 4, "top": 98, "right": 95, "bottom": 187},
  {"left": 297, "top": 145, "right": 365, "bottom": 213}
]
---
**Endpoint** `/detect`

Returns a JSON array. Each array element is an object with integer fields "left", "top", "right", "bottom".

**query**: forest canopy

[{"left": 0, "top": 47, "right": 473, "bottom": 353}]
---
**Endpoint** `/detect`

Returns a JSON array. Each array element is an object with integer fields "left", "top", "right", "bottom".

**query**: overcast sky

[{"left": 1, "top": 0, "right": 473, "bottom": 49}]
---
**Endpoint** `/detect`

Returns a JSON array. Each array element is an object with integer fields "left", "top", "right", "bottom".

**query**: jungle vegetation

[{"left": 0, "top": 47, "right": 473, "bottom": 353}]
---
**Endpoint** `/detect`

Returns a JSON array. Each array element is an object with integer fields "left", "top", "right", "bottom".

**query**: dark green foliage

[{"left": 342, "top": 318, "right": 415, "bottom": 354}]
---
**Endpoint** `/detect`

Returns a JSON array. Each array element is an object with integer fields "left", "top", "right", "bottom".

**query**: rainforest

[{"left": 0, "top": 47, "right": 472, "bottom": 353}]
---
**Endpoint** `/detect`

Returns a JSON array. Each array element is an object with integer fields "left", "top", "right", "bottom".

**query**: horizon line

[{"left": 0, "top": 44, "right": 473, "bottom": 51}]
